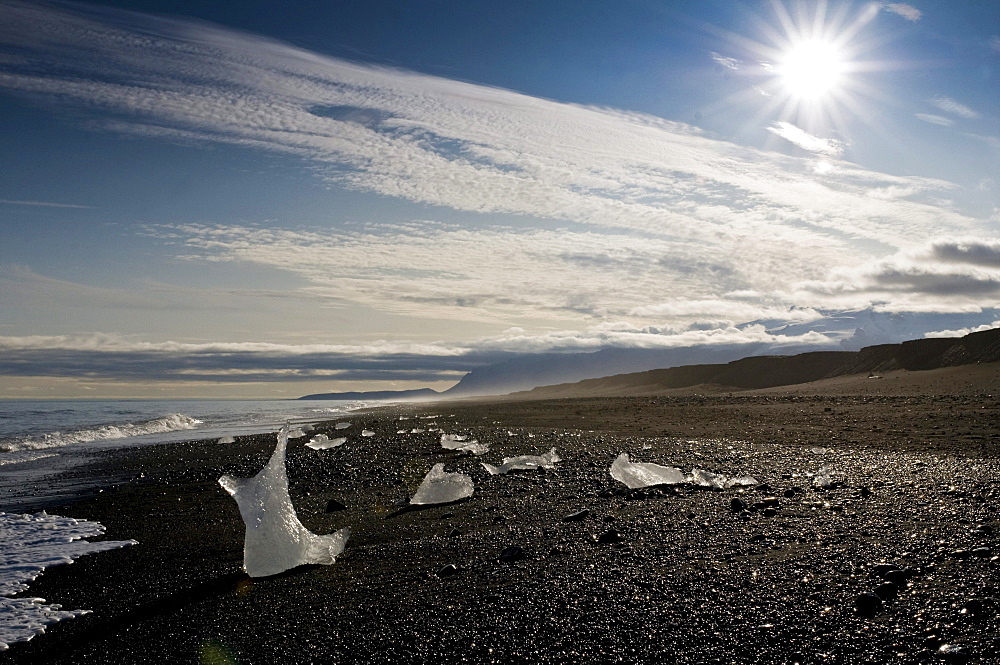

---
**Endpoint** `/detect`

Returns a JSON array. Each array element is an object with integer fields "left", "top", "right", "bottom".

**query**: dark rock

[
  {"left": 440, "top": 512, "right": 454, "bottom": 519},
  {"left": 859, "top": 486, "right": 873, "bottom": 498},
  {"left": 973, "top": 524, "right": 993, "bottom": 536},
  {"left": 872, "top": 563, "right": 900, "bottom": 577},
  {"left": 762, "top": 508, "right": 777, "bottom": 518},
  {"left": 874, "top": 582, "right": 899, "bottom": 600},
  {"left": 761, "top": 496, "right": 780, "bottom": 507},
  {"left": 563, "top": 509, "right": 590, "bottom": 522},
  {"left": 730, "top": 497, "right": 748, "bottom": 513},
  {"left": 448, "top": 528, "right": 463, "bottom": 537},
  {"left": 783, "top": 488, "right": 796, "bottom": 498},
  {"left": 855, "top": 592, "right": 882, "bottom": 617},
  {"left": 436, "top": 564, "right": 460, "bottom": 578},
  {"left": 324, "top": 499, "right": 348, "bottom": 512},
  {"left": 499, "top": 546, "right": 527, "bottom": 563},
  {"left": 882, "top": 568, "right": 914, "bottom": 586},
  {"left": 971, "top": 546, "right": 992, "bottom": 558},
  {"left": 596, "top": 530, "right": 626, "bottom": 544}
]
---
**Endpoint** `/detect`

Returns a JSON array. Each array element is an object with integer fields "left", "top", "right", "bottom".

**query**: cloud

[
  {"left": 766, "top": 122, "right": 844, "bottom": 156},
  {"left": 710, "top": 52, "right": 740, "bottom": 70},
  {"left": 925, "top": 322, "right": 1000, "bottom": 338},
  {"left": 914, "top": 113, "right": 952, "bottom": 127},
  {"left": 797, "top": 237, "right": 1000, "bottom": 303},
  {"left": 883, "top": 3, "right": 922, "bottom": 22},
  {"left": 931, "top": 96, "right": 980, "bottom": 120},
  {"left": 0, "top": 198, "right": 91, "bottom": 208}
]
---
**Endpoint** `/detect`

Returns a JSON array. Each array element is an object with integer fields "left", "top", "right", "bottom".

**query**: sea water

[{"left": 0, "top": 398, "right": 369, "bottom": 650}]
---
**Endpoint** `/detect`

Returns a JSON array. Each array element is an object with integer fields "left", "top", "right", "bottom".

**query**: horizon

[{"left": 1, "top": 0, "right": 998, "bottom": 399}]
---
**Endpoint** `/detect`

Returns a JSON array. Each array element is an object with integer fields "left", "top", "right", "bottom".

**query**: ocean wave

[{"left": 0, "top": 414, "right": 203, "bottom": 453}]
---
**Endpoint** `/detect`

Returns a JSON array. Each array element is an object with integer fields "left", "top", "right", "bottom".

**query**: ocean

[{"left": 0, "top": 398, "right": 370, "bottom": 649}]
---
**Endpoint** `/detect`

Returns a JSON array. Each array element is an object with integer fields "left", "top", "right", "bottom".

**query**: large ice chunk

[
  {"left": 610, "top": 453, "right": 686, "bottom": 488},
  {"left": 409, "top": 463, "right": 474, "bottom": 505},
  {"left": 219, "top": 424, "right": 350, "bottom": 577},
  {"left": 441, "top": 433, "right": 489, "bottom": 456},
  {"left": 482, "top": 448, "right": 560, "bottom": 475}
]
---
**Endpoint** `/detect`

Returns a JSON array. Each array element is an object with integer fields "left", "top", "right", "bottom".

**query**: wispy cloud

[
  {"left": 0, "top": 198, "right": 91, "bottom": 208},
  {"left": 931, "top": 96, "right": 980, "bottom": 120},
  {"left": 914, "top": 113, "right": 952, "bottom": 127},
  {"left": 710, "top": 52, "right": 740, "bottom": 70},
  {"left": 883, "top": 3, "right": 922, "bottom": 22},
  {"left": 766, "top": 121, "right": 844, "bottom": 156}
]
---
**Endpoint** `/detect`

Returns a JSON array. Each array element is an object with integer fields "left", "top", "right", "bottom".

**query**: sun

[{"left": 779, "top": 38, "right": 846, "bottom": 101}]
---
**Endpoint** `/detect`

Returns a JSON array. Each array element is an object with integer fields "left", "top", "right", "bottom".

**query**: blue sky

[{"left": 0, "top": 0, "right": 997, "bottom": 398}]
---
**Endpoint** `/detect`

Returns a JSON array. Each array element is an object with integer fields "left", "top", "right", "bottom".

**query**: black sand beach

[{"left": 4, "top": 365, "right": 999, "bottom": 664}]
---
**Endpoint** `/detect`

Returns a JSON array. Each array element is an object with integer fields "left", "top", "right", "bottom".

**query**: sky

[{"left": 0, "top": 0, "right": 998, "bottom": 399}]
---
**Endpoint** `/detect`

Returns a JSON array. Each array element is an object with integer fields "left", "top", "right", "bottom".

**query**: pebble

[
  {"left": 874, "top": 582, "right": 899, "bottom": 600},
  {"left": 436, "top": 564, "right": 460, "bottom": 578},
  {"left": 324, "top": 499, "right": 348, "bottom": 512},
  {"left": 730, "top": 497, "right": 748, "bottom": 513},
  {"left": 596, "top": 530, "right": 625, "bottom": 544},
  {"left": 855, "top": 592, "right": 882, "bottom": 617},
  {"left": 499, "top": 546, "right": 527, "bottom": 563}
]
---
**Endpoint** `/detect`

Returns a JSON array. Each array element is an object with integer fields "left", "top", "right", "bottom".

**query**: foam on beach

[{"left": 0, "top": 512, "right": 136, "bottom": 650}]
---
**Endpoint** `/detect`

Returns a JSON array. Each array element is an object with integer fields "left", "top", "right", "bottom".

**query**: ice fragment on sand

[
  {"left": 482, "top": 448, "right": 560, "bottom": 475},
  {"left": 286, "top": 426, "right": 307, "bottom": 439},
  {"left": 305, "top": 435, "right": 346, "bottom": 450},
  {"left": 610, "top": 453, "right": 686, "bottom": 488},
  {"left": 219, "top": 424, "right": 349, "bottom": 577},
  {"left": 691, "top": 468, "right": 757, "bottom": 489},
  {"left": 334, "top": 422, "right": 351, "bottom": 430},
  {"left": 361, "top": 429, "right": 376, "bottom": 437},
  {"left": 409, "top": 463, "right": 474, "bottom": 505},
  {"left": 814, "top": 464, "right": 834, "bottom": 488},
  {"left": 217, "top": 435, "right": 236, "bottom": 444},
  {"left": 441, "top": 433, "right": 489, "bottom": 456}
]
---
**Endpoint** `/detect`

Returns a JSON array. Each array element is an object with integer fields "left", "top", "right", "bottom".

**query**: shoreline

[{"left": 4, "top": 379, "right": 999, "bottom": 663}]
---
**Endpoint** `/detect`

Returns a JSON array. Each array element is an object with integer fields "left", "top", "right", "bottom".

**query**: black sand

[{"left": 4, "top": 367, "right": 999, "bottom": 664}]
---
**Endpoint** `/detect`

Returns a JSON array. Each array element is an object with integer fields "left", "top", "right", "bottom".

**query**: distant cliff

[
  {"left": 505, "top": 326, "right": 1000, "bottom": 399},
  {"left": 298, "top": 388, "right": 440, "bottom": 401}
]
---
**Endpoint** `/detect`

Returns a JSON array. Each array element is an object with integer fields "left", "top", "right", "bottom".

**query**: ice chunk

[
  {"left": 217, "top": 435, "right": 236, "bottom": 444},
  {"left": 610, "top": 453, "right": 686, "bottom": 488},
  {"left": 441, "top": 433, "right": 490, "bottom": 456},
  {"left": 361, "top": 429, "right": 376, "bottom": 437},
  {"left": 691, "top": 467, "right": 758, "bottom": 489},
  {"left": 305, "top": 435, "right": 346, "bottom": 450},
  {"left": 482, "top": 448, "right": 560, "bottom": 475},
  {"left": 814, "top": 464, "right": 834, "bottom": 488},
  {"left": 334, "top": 422, "right": 351, "bottom": 430},
  {"left": 219, "top": 424, "right": 350, "bottom": 577},
  {"left": 410, "top": 428, "right": 425, "bottom": 434},
  {"left": 286, "top": 426, "right": 307, "bottom": 439},
  {"left": 409, "top": 463, "right": 474, "bottom": 505}
]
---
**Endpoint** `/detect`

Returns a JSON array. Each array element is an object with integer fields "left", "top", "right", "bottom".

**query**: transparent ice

[
  {"left": 610, "top": 453, "right": 686, "bottom": 488},
  {"left": 441, "top": 433, "right": 489, "bottom": 456},
  {"left": 218, "top": 424, "right": 350, "bottom": 577},
  {"left": 305, "top": 434, "right": 346, "bottom": 450},
  {"left": 482, "top": 448, "right": 560, "bottom": 475},
  {"left": 409, "top": 463, "right": 474, "bottom": 505}
]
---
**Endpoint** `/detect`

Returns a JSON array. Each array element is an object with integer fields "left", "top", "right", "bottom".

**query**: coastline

[{"left": 4, "top": 371, "right": 999, "bottom": 663}]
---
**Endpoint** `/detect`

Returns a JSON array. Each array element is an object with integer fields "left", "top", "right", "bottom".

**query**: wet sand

[{"left": 5, "top": 365, "right": 999, "bottom": 664}]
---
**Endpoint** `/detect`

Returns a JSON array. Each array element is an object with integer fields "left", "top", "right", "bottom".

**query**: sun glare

[{"left": 780, "top": 39, "right": 845, "bottom": 100}]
